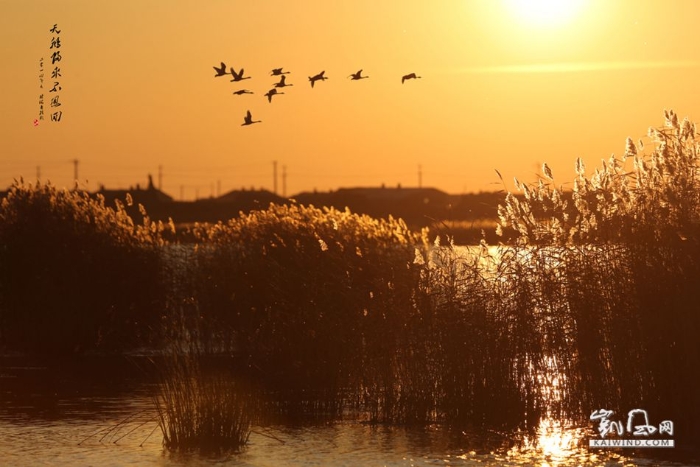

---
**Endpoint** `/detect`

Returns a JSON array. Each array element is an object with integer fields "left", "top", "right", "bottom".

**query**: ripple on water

[
  {"left": 1, "top": 413, "right": 696, "bottom": 467},
  {"left": 0, "top": 372, "right": 696, "bottom": 466}
]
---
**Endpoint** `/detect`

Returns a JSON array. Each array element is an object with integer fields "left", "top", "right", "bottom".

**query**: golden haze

[{"left": 1, "top": 0, "right": 699, "bottom": 199}]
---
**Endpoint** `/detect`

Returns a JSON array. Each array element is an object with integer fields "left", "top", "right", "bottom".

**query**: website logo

[{"left": 589, "top": 409, "right": 674, "bottom": 448}]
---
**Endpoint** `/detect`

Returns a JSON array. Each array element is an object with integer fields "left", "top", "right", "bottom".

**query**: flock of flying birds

[{"left": 212, "top": 62, "right": 422, "bottom": 126}]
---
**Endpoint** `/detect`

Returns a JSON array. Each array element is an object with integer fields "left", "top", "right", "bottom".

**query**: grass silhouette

[{"left": 1, "top": 111, "right": 697, "bottom": 452}]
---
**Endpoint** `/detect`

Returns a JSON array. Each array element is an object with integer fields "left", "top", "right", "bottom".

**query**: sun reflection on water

[{"left": 507, "top": 417, "right": 607, "bottom": 466}]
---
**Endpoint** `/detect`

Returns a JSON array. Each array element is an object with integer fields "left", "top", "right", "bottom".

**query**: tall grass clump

[
  {"left": 496, "top": 110, "right": 700, "bottom": 445},
  {"left": 181, "top": 204, "right": 539, "bottom": 431},
  {"left": 0, "top": 180, "right": 170, "bottom": 353},
  {"left": 177, "top": 203, "right": 573, "bottom": 431},
  {"left": 406, "top": 238, "right": 528, "bottom": 429},
  {"left": 184, "top": 203, "right": 426, "bottom": 418},
  {"left": 152, "top": 344, "right": 256, "bottom": 454}
]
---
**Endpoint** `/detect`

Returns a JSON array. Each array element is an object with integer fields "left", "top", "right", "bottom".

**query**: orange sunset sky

[{"left": 1, "top": 1, "right": 699, "bottom": 200}]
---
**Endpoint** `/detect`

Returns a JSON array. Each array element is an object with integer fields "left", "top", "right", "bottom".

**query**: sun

[{"left": 504, "top": 0, "right": 584, "bottom": 27}]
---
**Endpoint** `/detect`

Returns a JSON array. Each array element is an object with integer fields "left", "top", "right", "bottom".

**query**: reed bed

[
  {"left": 0, "top": 180, "right": 169, "bottom": 353},
  {"left": 186, "top": 204, "right": 425, "bottom": 420},
  {"left": 496, "top": 109, "right": 700, "bottom": 444},
  {"left": 1, "top": 110, "right": 698, "bottom": 451}
]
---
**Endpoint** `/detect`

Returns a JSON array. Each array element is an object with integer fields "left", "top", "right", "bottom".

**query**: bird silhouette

[
  {"left": 241, "top": 110, "right": 261, "bottom": 126},
  {"left": 264, "top": 88, "right": 285, "bottom": 103},
  {"left": 401, "top": 72, "right": 421, "bottom": 84},
  {"left": 308, "top": 71, "right": 328, "bottom": 88},
  {"left": 230, "top": 67, "right": 251, "bottom": 82},
  {"left": 348, "top": 69, "right": 368, "bottom": 80},
  {"left": 213, "top": 62, "right": 228, "bottom": 77},
  {"left": 233, "top": 89, "right": 254, "bottom": 95},
  {"left": 271, "top": 68, "right": 290, "bottom": 76},
  {"left": 274, "top": 75, "right": 293, "bottom": 88}
]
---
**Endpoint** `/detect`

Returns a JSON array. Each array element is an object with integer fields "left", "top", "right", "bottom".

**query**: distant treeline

[{"left": 0, "top": 184, "right": 508, "bottom": 244}]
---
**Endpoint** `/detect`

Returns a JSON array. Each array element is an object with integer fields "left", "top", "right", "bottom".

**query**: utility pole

[
  {"left": 282, "top": 165, "right": 287, "bottom": 198},
  {"left": 158, "top": 165, "right": 163, "bottom": 190},
  {"left": 36, "top": 166, "right": 41, "bottom": 181},
  {"left": 418, "top": 164, "right": 423, "bottom": 189},
  {"left": 273, "top": 160, "right": 278, "bottom": 195},
  {"left": 217, "top": 180, "right": 221, "bottom": 197},
  {"left": 72, "top": 159, "right": 79, "bottom": 184}
]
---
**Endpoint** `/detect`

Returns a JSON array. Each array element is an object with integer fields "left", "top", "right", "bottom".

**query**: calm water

[{"left": 0, "top": 359, "right": 695, "bottom": 467}]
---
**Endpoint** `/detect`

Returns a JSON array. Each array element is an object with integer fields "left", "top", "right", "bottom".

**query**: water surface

[{"left": 0, "top": 359, "right": 694, "bottom": 466}]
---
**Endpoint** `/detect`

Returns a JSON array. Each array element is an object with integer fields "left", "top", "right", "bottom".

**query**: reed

[
  {"left": 184, "top": 203, "right": 426, "bottom": 419},
  {"left": 496, "top": 110, "right": 700, "bottom": 444},
  {"left": 152, "top": 351, "right": 255, "bottom": 453},
  {"left": 0, "top": 180, "right": 169, "bottom": 353}
]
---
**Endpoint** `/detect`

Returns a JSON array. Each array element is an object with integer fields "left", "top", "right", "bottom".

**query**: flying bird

[
  {"left": 274, "top": 75, "right": 293, "bottom": 88},
  {"left": 264, "top": 88, "right": 285, "bottom": 103},
  {"left": 230, "top": 67, "right": 251, "bottom": 82},
  {"left": 308, "top": 71, "right": 328, "bottom": 88},
  {"left": 213, "top": 62, "right": 228, "bottom": 77},
  {"left": 241, "top": 110, "right": 261, "bottom": 126},
  {"left": 401, "top": 72, "right": 421, "bottom": 84},
  {"left": 233, "top": 89, "right": 254, "bottom": 95},
  {"left": 271, "top": 68, "right": 290, "bottom": 76},
  {"left": 348, "top": 69, "right": 368, "bottom": 80}
]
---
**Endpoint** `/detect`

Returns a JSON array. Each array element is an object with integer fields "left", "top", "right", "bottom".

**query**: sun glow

[{"left": 504, "top": 0, "right": 585, "bottom": 27}]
